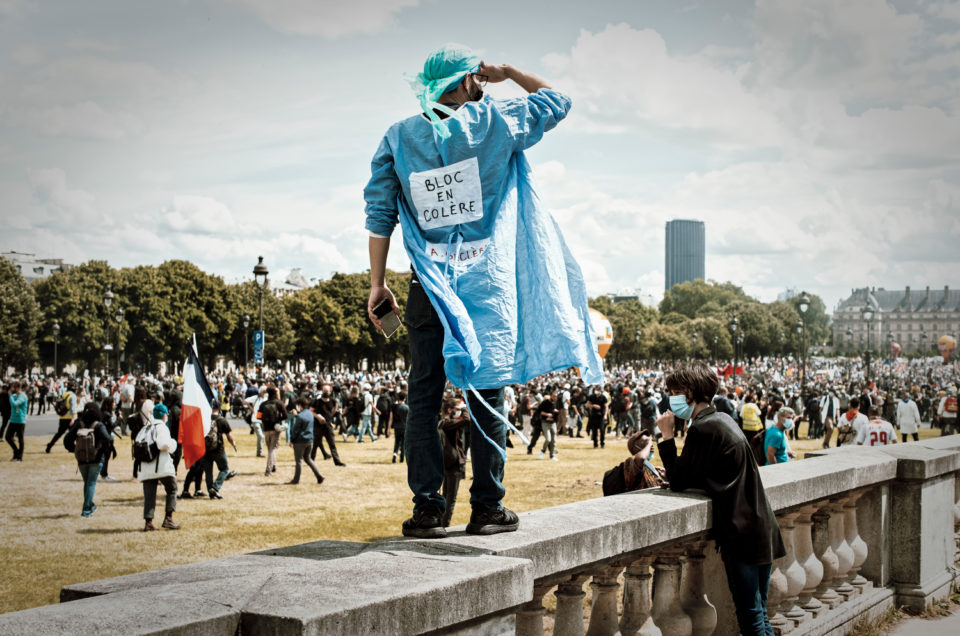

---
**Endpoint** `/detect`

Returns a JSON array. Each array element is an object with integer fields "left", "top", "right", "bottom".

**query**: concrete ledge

[
  {"left": 240, "top": 550, "right": 532, "bottom": 635},
  {"left": 0, "top": 587, "right": 240, "bottom": 635},
  {"left": 792, "top": 586, "right": 894, "bottom": 636},
  {"left": 918, "top": 433, "right": 960, "bottom": 453},
  {"left": 895, "top": 569, "right": 956, "bottom": 612},
  {"left": 762, "top": 450, "right": 896, "bottom": 510},
  {"left": 876, "top": 444, "right": 960, "bottom": 481}
]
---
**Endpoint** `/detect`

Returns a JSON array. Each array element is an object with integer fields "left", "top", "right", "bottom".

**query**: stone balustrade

[{"left": 1, "top": 438, "right": 959, "bottom": 635}]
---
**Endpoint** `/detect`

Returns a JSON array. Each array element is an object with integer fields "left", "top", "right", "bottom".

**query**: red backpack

[{"left": 945, "top": 396, "right": 958, "bottom": 414}]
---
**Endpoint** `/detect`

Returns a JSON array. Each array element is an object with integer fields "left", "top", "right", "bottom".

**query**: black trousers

[
  {"left": 393, "top": 428, "right": 405, "bottom": 462},
  {"left": 588, "top": 420, "right": 605, "bottom": 447},
  {"left": 310, "top": 421, "right": 342, "bottom": 463},
  {"left": 143, "top": 476, "right": 177, "bottom": 520},
  {"left": 48, "top": 418, "right": 72, "bottom": 449},
  {"left": 5, "top": 423, "right": 24, "bottom": 459},
  {"left": 0, "top": 415, "right": 8, "bottom": 439}
]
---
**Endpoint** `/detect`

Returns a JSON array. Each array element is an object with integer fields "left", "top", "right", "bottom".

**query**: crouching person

[
  {"left": 601, "top": 431, "right": 666, "bottom": 495},
  {"left": 656, "top": 361, "right": 784, "bottom": 636},
  {"left": 135, "top": 400, "right": 180, "bottom": 531}
]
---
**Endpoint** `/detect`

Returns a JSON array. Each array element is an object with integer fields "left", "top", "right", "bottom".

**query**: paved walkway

[{"left": 888, "top": 610, "right": 960, "bottom": 636}]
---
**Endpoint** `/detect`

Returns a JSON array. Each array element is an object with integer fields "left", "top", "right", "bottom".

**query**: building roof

[{"left": 836, "top": 286, "right": 960, "bottom": 314}]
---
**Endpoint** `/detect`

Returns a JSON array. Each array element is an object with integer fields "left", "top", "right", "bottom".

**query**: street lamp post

[
  {"left": 886, "top": 331, "right": 894, "bottom": 360},
  {"left": 712, "top": 335, "right": 718, "bottom": 366},
  {"left": 920, "top": 332, "right": 928, "bottom": 358},
  {"left": 729, "top": 314, "right": 739, "bottom": 379},
  {"left": 253, "top": 257, "right": 268, "bottom": 330},
  {"left": 797, "top": 292, "right": 810, "bottom": 404},
  {"left": 103, "top": 288, "right": 114, "bottom": 376},
  {"left": 253, "top": 256, "right": 269, "bottom": 370},
  {"left": 115, "top": 308, "right": 124, "bottom": 377},
  {"left": 779, "top": 330, "right": 786, "bottom": 377},
  {"left": 634, "top": 329, "right": 641, "bottom": 362},
  {"left": 691, "top": 331, "right": 699, "bottom": 359},
  {"left": 53, "top": 322, "right": 60, "bottom": 376},
  {"left": 243, "top": 314, "right": 251, "bottom": 370},
  {"left": 846, "top": 328, "right": 854, "bottom": 378},
  {"left": 862, "top": 306, "right": 875, "bottom": 383},
  {"left": 796, "top": 318, "right": 805, "bottom": 403}
]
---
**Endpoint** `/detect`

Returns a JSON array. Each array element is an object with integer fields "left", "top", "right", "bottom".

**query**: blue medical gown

[{"left": 364, "top": 88, "right": 603, "bottom": 390}]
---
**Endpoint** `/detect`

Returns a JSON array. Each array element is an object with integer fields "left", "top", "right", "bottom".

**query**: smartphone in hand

[{"left": 374, "top": 298, "right": 402, "bottom": 339}]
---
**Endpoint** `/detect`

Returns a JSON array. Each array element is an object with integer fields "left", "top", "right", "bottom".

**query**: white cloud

[
  {"left": 163, "top": 195, "right": 236, "bottom": 234},
  {"left": 28, "top": 168, "right": 98, "bottom": 223},
  {"left": 224, "top": 0, "right": 420, "bottom": 37},
  {"left": 543, "top": 23, "right": 782, "bottom": 147},
  {"left": 753, "top": 0, "right": 923, "bottom": 102},
  {"left": 16, "top": 100, "right": 144, "bottom": 140},
  {"left": 928, "top": 1, "right": 960, "bottom": 21}
]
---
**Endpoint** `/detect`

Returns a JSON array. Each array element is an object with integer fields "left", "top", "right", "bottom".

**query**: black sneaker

[
  {"left": 401, "top": 509, "right": 447, "bottom": 539},
  {"left": 466, "top": 507, "right": 519, "bottom": 535}
]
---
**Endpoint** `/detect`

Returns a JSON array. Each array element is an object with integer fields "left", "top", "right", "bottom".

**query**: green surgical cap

[{"left": 405, "top": 44, "right": 481, "bottom": 139}]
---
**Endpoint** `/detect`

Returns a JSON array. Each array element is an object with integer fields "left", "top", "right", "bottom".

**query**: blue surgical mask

[
  {"left": 669, "top": 395, "right": 694, "bottom": 420},
  {"left": 783, "top": 418, "right": 795, "bottom": 431}
]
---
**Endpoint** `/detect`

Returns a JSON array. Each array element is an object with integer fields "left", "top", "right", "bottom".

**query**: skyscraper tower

[{"left": 665, "top": 219, "right": 705, "bottom": 290}]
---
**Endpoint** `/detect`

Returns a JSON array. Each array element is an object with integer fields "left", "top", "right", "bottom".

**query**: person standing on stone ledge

[
  {"left": 656, "top": 360, "right": 784, "bottom": 636},
  {"left": 364, "top": 44, "right": 602, "bottom": 539}
]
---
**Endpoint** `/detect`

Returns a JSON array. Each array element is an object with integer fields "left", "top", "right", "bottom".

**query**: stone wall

[{"left": 1, "top": 438, "right": 958, "bottom": 635}]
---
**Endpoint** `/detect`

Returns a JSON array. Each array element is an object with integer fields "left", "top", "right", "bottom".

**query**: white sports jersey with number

[{"left": 856, "top": 419, "right": 897, "bottom": 446}]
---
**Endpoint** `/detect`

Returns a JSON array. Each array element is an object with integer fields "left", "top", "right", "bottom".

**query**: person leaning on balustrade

[{"left": 656, "top": 360, "right": 785, "bottom": 636}]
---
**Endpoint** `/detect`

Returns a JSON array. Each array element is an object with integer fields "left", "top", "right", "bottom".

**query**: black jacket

[{"left": 658, "top": 405, "right": 785, "bottom": 565}]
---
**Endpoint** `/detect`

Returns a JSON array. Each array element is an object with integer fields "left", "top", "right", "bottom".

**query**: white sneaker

[
  {"left": 539, "top": 451, "right": 545, "bottom": 460},
  {"left": 551, "top": 456, "right": 558, "bottom": 461}
]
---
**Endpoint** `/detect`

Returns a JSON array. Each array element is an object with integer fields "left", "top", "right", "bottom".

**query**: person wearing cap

[
  {"left": 364, "top": 44, "right": 602, "bottom": 539},
  {"left": 135, "top": 400, "right": 180, "bottom": 531}
]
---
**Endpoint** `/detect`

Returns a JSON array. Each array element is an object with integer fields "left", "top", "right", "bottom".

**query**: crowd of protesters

[{"left": 0, "top": 352, "right": 956, "bottom": 529}]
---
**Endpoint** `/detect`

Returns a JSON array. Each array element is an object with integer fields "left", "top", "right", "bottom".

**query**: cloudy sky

[{"left": 2, "top": 0, "right": 958, "bottom": 311}]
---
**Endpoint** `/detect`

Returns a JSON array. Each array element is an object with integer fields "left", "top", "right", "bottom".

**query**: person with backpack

[
  {"left": 201, "top": 400, "right": 237, "bottom": 498},
  {"left": 310, "top": 384, "right": 346, "bottom": 466},
  {"left": 63, "top": 402, "right": 112, "bottom": 517},
  {"left": 259, "top": 387, "right": 288, "bottom": 476},
  {"left": 46, "top": 380, "right": 78, "bottom": 453},
  {"left": 376, "top": 388, "right": 394, "bottom": 439},
  {"left": 135, "top": 400, "right": 180, "bottom": 531},
  {"left": 937, "top": 389, "right": 958, "bottom": 435}
]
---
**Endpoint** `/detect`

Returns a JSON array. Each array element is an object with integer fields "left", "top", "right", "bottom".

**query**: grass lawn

[{"left": 0, "top": 418, "right": 942, "bottom": 615}]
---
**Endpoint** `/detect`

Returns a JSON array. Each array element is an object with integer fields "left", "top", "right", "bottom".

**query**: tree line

[{"left": 0, "top": 256, "right": 831, "bottom": 375}]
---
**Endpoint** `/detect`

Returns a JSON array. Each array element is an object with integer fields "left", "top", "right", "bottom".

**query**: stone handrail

[{"left": 1, "top": 437, "right": 958, "bottom": 635}]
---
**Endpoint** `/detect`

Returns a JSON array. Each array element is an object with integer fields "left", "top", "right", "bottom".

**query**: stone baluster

[
  {"left": 794, "top": 506, "right": 825, "bottom": 618},
  {"left": 554, "top": 574, "right": 590, "bottom": 636},
  {"left": 827, "top": 499, "right": 856, "bottom": 600},
  {"left": 776, "top": 512, "right": 809, "bottom": 627},
  {"left": 619, "top": 557, "right": 661, "bottom": 636},
  {"left": 811, "top": 505, "right": 843, "bottom": 610},
  {"left": 587, "top": 565, "right": 623, "bottom": 636},
  {"left": 842, "top": 491, "right": 870, "bottom": 595},
  {"left": 679, "top": 542, "right": 717, "bottom": 636},
  {"left": 516, "top": 583, "right": 554, "bottom": 636},
  {"left": 766, "top": 551, "right": 791, "bottom": 634},
  {"left": 650, "top": 554, "right": 692, "bottom": 636}
]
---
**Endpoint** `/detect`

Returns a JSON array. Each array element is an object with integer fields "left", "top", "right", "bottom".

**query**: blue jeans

[
  {"left": 405, "top": 282, "right": 506, "bottom": 515},
  {"left": 721, "top": 550, "right": 774, "bottom": 636},
  {"left": 359, "top": 414, "right": 376, "bottom": 441},
  {"left": 78, "top": 461, "right": 102, "bottom": 516}
]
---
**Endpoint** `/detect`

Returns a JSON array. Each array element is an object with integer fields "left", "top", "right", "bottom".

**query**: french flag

[{"left": 180, "top": 336, "right": 215, "bottom": 469}]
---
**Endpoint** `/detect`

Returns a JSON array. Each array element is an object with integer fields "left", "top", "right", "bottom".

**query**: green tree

[
  {"left": 0, "top": 258, "right": 41, "bottom": 372},
  {"left": 646, "top": 323, "right": 688, "bottom": 360},
  {"left": 283, "top": 287, "right": 347, "bottom": 370},
  {"left": 35, "top": 260, "right": 120, "bottom": 372},
  {"left": 659, "top": 279, "right": 751, "bottom": 319}
]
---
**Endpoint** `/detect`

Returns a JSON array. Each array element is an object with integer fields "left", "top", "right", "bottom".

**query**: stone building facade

[{"left": 833, "top": 286, "right": 960, "bottom": 354}]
